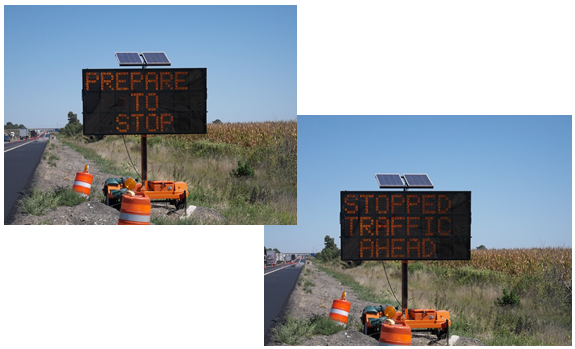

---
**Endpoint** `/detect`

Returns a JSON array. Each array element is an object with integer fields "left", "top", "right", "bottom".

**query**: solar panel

[
  {"left": 375, "top": 174, "right": 406, "bottom": 188},
  {"left": 403, "top": 174, "right": 434, "bottom": 188},
  {"left": 141, "top": 52, "right": 171, "bottom": 66},
  {"left": 115, "top": 52, "right": 143, "bottom": 66}
]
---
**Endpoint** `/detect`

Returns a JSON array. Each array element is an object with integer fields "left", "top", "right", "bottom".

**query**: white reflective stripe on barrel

[
  {"left": 119, "top": 212, "right": 150, "bottom": 222},
  {"left": 73, "top": 181, "right": 91, "bottom": 188},
  {"left": 330, "top": 308, "right": 349, "bottom": 317}
]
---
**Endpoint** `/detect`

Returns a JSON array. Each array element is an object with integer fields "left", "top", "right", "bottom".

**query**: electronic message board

[
  {"left": 340, "top": 191, "right": 471, "bottom": 260},
  {"left": 82, "top": 68, "right": 206, "bottom": 135}
]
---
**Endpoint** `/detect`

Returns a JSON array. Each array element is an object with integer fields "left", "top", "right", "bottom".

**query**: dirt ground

[
  {"left": 8, "top": 136, "right": 225, "bottom": 225},
  {"left": 266, "top": 261, "right": 484, "bottom": 346}
]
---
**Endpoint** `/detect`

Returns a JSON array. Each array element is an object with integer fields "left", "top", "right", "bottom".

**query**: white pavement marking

[
  {"left": 4, "top": 141, "right": 34, "bottom": 152},
  {"left": 264, "top": 264, "right": 294, "bottom": 275}
]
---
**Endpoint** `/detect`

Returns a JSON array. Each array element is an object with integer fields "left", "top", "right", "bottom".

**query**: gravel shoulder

[
  {"left": 8, "top": 136, "right": 224, "bottom": 225},
  {"left": 266, "top": 261, "right": 483, "bottom": 346}
]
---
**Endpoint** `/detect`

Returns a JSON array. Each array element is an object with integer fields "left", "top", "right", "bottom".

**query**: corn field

[
  {"left": 165, "top": 120, "right": 297, "bottom": 151},
  {"left": 431, "top": 247, "right": 572, "bottom": 280}
]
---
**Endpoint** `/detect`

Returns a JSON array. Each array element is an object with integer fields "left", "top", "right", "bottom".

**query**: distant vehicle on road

[
  {"left": 4, "top": 134, "right": 9, "bottom": 142},
  {"left": 265, "top": 249, "right": 276, "bottom": 266}
]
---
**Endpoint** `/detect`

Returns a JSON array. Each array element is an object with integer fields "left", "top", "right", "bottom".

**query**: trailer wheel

[{"left": 435, "top": 319, "right": 449, "bottom": 339}]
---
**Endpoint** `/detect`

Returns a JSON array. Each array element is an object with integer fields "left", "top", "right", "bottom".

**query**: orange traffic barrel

[
  {"left": 329, "top": 291, "right": 351, "bottom": 327},
  {"left": 379, "top": 320, "right": 412, "bottom": 346},
  {"left": 72, "top": 165, "right": 93, "bottom": 199},
  {"left": 118, "top": 191, "right": 151, "bottom": 225}
]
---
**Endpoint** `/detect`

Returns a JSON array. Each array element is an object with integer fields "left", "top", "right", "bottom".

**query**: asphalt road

[
  {"left": 4, "top": 135, "right": 49, "bottom": 223},
  {"left": 264, "top": 261, "right": 303, "bottom": 345}
]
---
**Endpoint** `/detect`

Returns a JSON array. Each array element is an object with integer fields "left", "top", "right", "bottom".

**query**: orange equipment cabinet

[
  {"left": 103, "top": 178, "right": 188, "bottom": 210},
  {"left": 143, "top": 180, "right": 188, "bottom": 209},
  {"left": 392, "top": 309, "right": 451, "bottom": 339}
]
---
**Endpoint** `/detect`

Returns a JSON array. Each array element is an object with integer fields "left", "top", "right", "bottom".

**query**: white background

[{"left": 1, "top": 1, "right": 573, "bottom": 348}]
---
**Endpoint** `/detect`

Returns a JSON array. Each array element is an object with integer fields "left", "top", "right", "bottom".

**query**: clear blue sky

[
  {"left": 265, "top": 115, "right": 572, "bottom": 253},
  {"left": 3, "top": 5, "right": 296, "bottom": 129}
]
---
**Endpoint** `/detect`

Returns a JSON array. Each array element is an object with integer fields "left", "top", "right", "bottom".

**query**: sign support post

[
  {"left": 402, "top": 183, "right": 409, "bottom": 319},
  {"left": 141, "top": 134, "right": 148, "bottom": 188},
  {"left": 141, "top": 63, "right": 148, "bottom": 189},
  {"left": 402, "top": 260, "right": 408, "bottom": 318}
]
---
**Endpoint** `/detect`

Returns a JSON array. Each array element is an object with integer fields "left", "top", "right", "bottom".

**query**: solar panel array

[
  {"left": 115, "top": 52, "right": 171, "bottom": 66},
  {"left": 403, "top": 174, "right": 434, "bottom": 188},
  {"left": 375, "top": 174, "right": 405, "bottom": 188},
  {"left": 141, "top": 52, "right": 171, "bottom": 66},
  {"left": 115, "top": 52, "right": 143, "bottom": 66},
  {"left": 374, "top": 173, "right": 434, "bottom": 189}
]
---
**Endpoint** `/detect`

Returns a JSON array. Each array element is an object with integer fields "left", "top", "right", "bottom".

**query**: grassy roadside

[
  {"left": 17, "top": 137, "right": 100, "bottom": 217},
  {"left": 60, "top": 138, "right": 133, "bottom": 177},
  {"left": 270, "top": 264, "right": 348, "bottom": 345},
  {"left": 272, "top": 315, "right": 346, "bottom": 346},
  {"left": 20, "top": 186, "right": 87, "bottom": 216},
  {"left": 311, "top": 250, "right": 571, "bottom": 346},
  {"left": 56, "top": 121, "right": 296, "bottom": 225}
]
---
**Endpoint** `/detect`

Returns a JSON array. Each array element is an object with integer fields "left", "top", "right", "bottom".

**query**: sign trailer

[
  {"left": 340, "top": 174, "right": 471, "bottom": 340},
  {"left": 82, "top": 52, "right": 207, "bottom": 209}
]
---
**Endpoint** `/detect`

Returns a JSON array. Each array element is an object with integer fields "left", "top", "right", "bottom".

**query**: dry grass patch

[
  {"left": 66, "top": 121, "right": 296, "bottom": 224},
  {"left": 314, "top": 247, "right": 571, "bottom": 345}
]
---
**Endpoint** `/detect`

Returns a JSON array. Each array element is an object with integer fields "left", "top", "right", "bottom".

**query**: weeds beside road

[
  {"left": 269, "top": 248, "right": 571, "bottom": 346},
  {"left": 15, "top": 120, "right": 296, "bottom": 225},
  {"left": 312, "top": 248, "right": 571, "bottom": 345}
]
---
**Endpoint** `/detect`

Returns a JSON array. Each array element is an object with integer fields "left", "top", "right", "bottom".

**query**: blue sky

[
  {"left": 3, "top": 5, "right": 296, "bottom": 129},
  {"left": 265, "top": 115, "right": 572, "bottom": 253}
]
